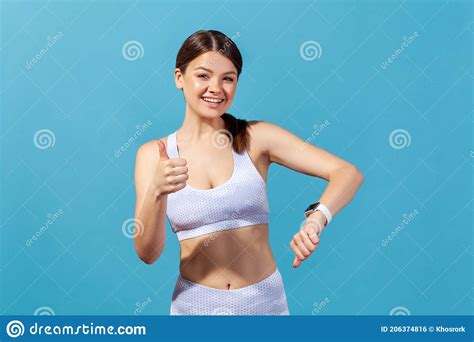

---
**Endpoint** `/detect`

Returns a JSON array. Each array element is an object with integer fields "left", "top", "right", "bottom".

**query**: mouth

[{"left": 201, "top": 96, "right": 226, "bottom": 108}]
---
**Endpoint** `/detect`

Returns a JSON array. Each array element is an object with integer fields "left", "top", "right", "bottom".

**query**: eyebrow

[{"left": 193, "top": 66, "right": 237, "bottom": 76}]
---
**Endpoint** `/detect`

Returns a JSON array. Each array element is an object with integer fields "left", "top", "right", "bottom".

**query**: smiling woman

[
  {"left": 133, "top": 30, "right": 364, "bottom": 316},
  {"left": 173, "top": 30, "right": 251, "bottom": 154}
]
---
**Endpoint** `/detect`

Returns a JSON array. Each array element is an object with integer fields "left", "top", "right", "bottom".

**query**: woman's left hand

[{"left": 290, "top": 211, "right": 326, "bottom": 268}]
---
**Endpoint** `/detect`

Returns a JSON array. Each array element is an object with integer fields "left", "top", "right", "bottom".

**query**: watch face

[{"left": 305, "top": 202, "right": 319, "bottom": 212}]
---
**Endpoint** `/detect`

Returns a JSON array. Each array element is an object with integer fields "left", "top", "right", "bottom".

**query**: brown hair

[{"left": 176, "top": 30, "right": 255, "bottom": 153}]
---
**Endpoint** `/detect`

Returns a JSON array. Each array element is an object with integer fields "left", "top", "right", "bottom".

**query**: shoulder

[
  {"left": 247, "top": 120, "right": 295, "bottom": 152},
  {"left": 247, "top": 120, "right": 286, "bottom": 136},
  {"left": 246, "top": 120, "right": 313, "bottom": 165},
  {"left": 249, "top": 120, "right": 291, "bottom": 139},
  {"left": 135, "top": 135, "right": 167, "bottom": 164}
]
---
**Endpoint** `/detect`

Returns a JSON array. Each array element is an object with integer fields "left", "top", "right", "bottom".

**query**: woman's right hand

[{"left": 153, "top": 140, "right": 188, "bottom": 197}]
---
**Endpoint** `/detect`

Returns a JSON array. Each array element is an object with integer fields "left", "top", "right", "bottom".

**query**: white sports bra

[{"left": 165, "top": 130, "right": 270, "bottom": 241}]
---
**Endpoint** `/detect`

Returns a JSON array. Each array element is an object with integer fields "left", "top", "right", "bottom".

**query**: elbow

[
  {"left": 337, "top": 164, "right": 364, "bottom": 186},
  {"left": 352, "top": 166, "right": 364, "bottom": 186},
  {"left": 137, "top": 251, "right": 160, "bottom": 265},
  {"left": 135, "top": 242, "right": 163, "bottom": 265},
  {"left": 140, "top": 256, "right": 157, "bottom": 265}
]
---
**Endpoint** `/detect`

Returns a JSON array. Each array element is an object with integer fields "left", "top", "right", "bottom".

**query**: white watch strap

[{"left": 316, "top": 203, "right": 332, "bottom": 226}]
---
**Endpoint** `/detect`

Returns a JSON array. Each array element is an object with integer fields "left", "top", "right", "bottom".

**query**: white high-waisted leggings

[{"left": 170, "top": 267, "right": 290, "bottom": 315}]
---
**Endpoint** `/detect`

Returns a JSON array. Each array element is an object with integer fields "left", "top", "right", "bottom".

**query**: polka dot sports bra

[{"left": 165, "top": 130, "right": 270, "bottom": 241}]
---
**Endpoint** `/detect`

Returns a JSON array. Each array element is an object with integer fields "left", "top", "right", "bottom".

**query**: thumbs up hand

[
  {"left": 157, "top": 139, "right": 170, "bottom": 161},
  {"left": 153, "top": 139, "right": 188, "bottom": 197}
]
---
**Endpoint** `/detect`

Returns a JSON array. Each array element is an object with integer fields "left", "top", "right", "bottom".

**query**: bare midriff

[{"left": 178, "top": 223, "right": 277, "bottom": 290}]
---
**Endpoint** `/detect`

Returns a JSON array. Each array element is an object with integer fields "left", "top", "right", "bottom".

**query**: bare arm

[
  {"left": 133, "top": 139, "right": 188, "bottom": 264},
  {"left": 250, "top": 121, "right": 364, "bottom": 267},
  {"left": 134, "top": 141, "right": 167, "bottom": 264},
  {"left": 252, "top": 121, "right": 364, "bottom": 219}
]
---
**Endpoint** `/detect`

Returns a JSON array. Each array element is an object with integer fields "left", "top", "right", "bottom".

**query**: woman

[{"left": 134, "top": 30, "right": 364, "bottom": 315}]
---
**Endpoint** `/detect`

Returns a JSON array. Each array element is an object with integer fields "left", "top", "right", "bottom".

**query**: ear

[{"left": 174, "top": 68, "right": 184, "bottom": 90}]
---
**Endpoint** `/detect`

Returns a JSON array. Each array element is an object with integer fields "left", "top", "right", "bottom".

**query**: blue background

[{"left": 0, "top": 0, "right": 472, "bottom": 317}]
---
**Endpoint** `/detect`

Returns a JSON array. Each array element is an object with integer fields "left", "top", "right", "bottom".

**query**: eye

[
  {"left": 197, "top": 74, "right": 210, "bottom": 79},
  {"left": 224, "top": 77, "right": 234, "bottom": 82}
]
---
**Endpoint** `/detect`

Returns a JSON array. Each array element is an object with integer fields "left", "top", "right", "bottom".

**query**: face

[{"left": 175, "top": 51, "right": 238, "bottom": 119}]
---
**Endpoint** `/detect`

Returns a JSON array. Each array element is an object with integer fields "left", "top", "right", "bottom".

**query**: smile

[{"left": 202, "top": 97, "right": 225, "bottom": 104}]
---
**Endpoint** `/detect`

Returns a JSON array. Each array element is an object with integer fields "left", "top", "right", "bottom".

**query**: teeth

[{"left": 202, "top": 97, "right": 224, "bottom": 103}]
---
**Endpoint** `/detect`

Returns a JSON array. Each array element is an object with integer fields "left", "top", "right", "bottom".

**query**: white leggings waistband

[{"left": 170, "top": 267, "right": 290, "bottom": 315}]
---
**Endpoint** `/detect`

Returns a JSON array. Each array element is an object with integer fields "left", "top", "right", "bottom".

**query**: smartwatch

[{"left": 304, "top": 201, "right": 332, "bottom": 227}]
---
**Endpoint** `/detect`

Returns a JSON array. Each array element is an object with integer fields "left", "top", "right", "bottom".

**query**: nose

[{"left": 208, "top": 78, "right": 222, "bottom": 94}]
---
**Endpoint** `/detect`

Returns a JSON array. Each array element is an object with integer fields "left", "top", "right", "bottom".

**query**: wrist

[
  {"left": 305, "top": 201, "right": 332, "bottom": 228},
  {"left": 155, "top": 189, "right": 167, "bottom": 201},
  {"left": 306, "top": 210, "right": 327, "bottom": 231},
  {"left": 149, "top": 186, "right": 166, "bottom": 202}
]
